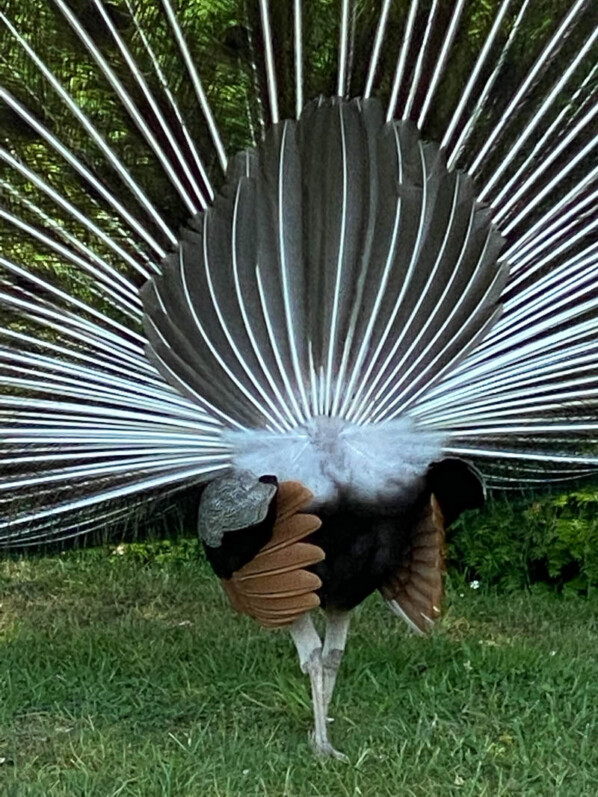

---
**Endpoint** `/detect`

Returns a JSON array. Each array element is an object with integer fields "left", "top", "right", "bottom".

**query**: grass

[{"left": 0, "top": 547, "right": 597, "bottom": 797}]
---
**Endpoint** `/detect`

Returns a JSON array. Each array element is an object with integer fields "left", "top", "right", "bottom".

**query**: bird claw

[{"left": 309, "top": 732, "right": 349, "bottom": 763}]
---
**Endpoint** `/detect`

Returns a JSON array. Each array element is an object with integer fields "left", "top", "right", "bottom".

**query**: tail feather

[
  {"left": 145, "top": 99, "right": 506, "bottom": 430},
  {"left": 0, "top": 0, "right": 597, "bottom": 543}
]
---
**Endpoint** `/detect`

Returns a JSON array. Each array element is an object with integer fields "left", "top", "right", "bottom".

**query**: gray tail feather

[{"left": 142, "top": 99, "right": 507, "bottom": 432}]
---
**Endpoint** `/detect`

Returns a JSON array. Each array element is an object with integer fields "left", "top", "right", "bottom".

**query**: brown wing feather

[
  {"left": 381, "top": 494, "right": 445, "bottom": 635},
  {"left": 221, "top": 481, "right": 324, "bottom": 629}
]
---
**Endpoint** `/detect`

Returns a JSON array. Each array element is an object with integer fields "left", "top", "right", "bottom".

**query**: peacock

[{"left": 1, "top": 0, "right": 597, "bottom": 759}]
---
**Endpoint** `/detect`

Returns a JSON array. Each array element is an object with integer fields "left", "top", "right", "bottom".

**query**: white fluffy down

[{"left": 223, "top": 417, "right": 446, "bottom": 510}]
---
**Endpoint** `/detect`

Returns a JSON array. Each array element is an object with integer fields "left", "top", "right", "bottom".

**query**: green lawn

[{"left": 0, "top": 548, "right": 597, "bottom": 796}]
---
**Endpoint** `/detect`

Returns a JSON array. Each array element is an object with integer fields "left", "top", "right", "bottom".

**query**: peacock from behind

[{"left": 0, "top": 0, "right": 597, "bottom": 758}]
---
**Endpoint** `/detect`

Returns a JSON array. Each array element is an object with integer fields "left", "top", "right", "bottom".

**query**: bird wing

[
  {"left": 221, "top": 481, "right": 324, "bottom": 628},
  {"left": 381, "top": 494, "right": 445, "bottom": 636}
]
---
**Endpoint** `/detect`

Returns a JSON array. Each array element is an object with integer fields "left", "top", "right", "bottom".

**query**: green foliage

[
  {"left": 449, "top": 487, "right": 598, "bottom": 594},
  {"left": 110, "top": 536, "right": 203, "bottom": 565}
]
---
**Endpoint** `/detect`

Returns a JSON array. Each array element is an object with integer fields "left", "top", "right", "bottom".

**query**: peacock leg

[
  {"left": 321, "top": 609, "right": 351, "bottom": 719},
  {"left": 289, "top": 613, "right": 348, "bottom": 761}
]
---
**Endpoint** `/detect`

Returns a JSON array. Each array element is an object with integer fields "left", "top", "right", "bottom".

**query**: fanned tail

[{"left": 0, "top": 0, "right": 597, "bottom": 544}]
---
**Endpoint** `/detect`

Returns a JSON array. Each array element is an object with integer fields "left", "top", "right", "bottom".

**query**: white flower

[{"left": 469, "top": 580, "right": 480, "bottom": 589}]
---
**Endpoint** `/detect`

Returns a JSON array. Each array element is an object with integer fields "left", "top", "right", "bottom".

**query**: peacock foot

[{"left": 309, "top": 731, "right": 349, "bottom": 763}]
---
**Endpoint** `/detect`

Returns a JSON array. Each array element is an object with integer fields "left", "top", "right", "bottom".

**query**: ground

[{"left": 0, "top": 547, "right": 597, "bottom": 796}]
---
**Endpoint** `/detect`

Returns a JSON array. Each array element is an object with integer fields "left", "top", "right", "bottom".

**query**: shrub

[
  {"left": 448, "top": 486, "right": 598, "bottom": 594},
  {"left": 109, "top": 537, "right": 203, "bottom": 566}
]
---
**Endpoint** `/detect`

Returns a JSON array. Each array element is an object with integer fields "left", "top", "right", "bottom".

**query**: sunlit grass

[{"left": 1, "top": 548, "right": 597, "bottom": 796}]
